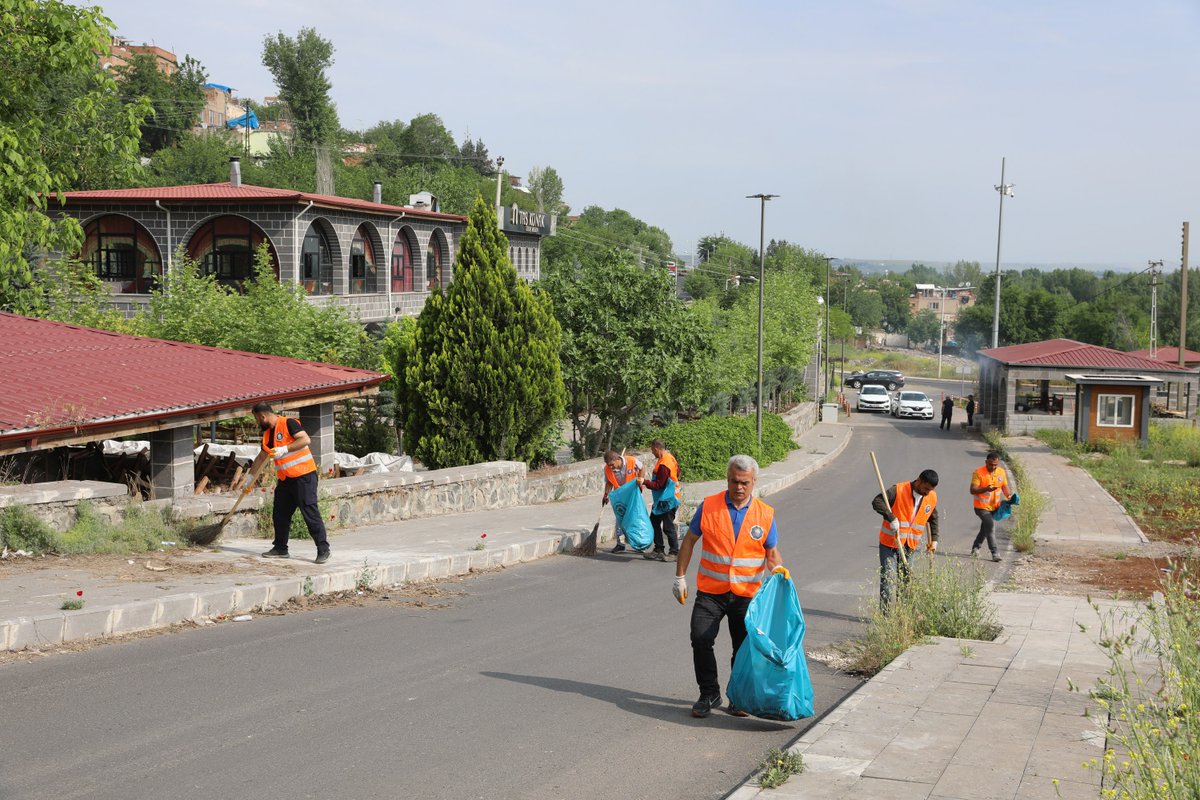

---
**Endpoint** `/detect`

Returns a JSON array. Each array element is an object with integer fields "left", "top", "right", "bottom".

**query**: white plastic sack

[
  {"left": 102, "top": 440, "right": 149, "bottom": 456},
  {"left": 192, "top": 443, "right": 261, "bottom": 465},
  {"left": 331, "top": 451, "right": 413, "bottom": 475}
]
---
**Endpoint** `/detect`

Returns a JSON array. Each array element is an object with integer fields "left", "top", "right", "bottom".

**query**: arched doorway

[
  {"left": 391, "top": 227, "right": 418, "bottom": 293},
  {"left": 349, "top": 224, "right": 379, "bottom": 294},
  {"left": 80, "top": 215, "right": 162, "bottom": 294},
  {"left": 186, "top": 215, "right": 278, "bottom": 292},
  {"left": 300, "top": 221, "right": 335, "bottom": 296},
  {"left": 427, "top": 229, "right": 448, "bottom": 291}
]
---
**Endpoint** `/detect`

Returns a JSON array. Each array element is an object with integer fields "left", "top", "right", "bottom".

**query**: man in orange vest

[
  {"left": 970, "top": 451, "right": 1012, "bottom": 562},
  {"left": 673, "top": 454, "right": 782, "bottom": 718},
  {"left": 249, "top": 401, "right": 330, "bottom": 564},
  {"left": 871, "top": 469, "right": 939, "bottom": 608},
  {"left": 603, "top": 449, "right": 644, "bottom": 553},
  {"left": 640, "top": 439, "right": 683, "bottom": 562}
]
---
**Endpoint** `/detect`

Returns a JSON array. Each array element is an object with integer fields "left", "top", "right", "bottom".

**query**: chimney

[
  {"left": 229, "top": 156, "right": 242, "bottom": 187},
  {"left": 372, "top": 181, "right": 382, "bottom": 204}
]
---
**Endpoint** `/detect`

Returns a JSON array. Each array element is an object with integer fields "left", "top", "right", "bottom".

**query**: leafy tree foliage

[
  {"left": 396, "top": 113, "right": 458, "bottom": 166},
  {"left": 143, "top": 132, "right": 239, "bottom": 186},
  {"left": 527, "top": 165, "right": 566, "bottom": 213},
  {"left": 540, "top": 251, "right": 711, "bottom": 456},
  {"left": 458, "top": 137, "right": 495, "bottom": 176},
  {"left": 399, "top": 196, "right": 565, "bottom": 468},
  {"left": 877, "top": 281, "right": 912, "bottom": 333},
  {"left": 847, "top": 288, "right": 884, "bottom": 330},
  {"left": 906, "top": 308, "right": 941, "bottom": 348},
  {"left": 261, "top": 27, "right": 339, "bottom": 147},
  {"left": 1, "top": 0, "right": 147, "bottom": 312},
  {"left": 117, "top": 52, "right": 207, "bottom": 154}
]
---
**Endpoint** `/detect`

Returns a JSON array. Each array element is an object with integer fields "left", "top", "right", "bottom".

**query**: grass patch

[
  {"left": 756, "top": 747, "right": 804, "bottom": 790},
  {"left": 61, "top": 598, "right": 84, "bottom": 611},
  {"left": 653, "top": 413, "right": 796, "bottom": 481},
  {"left": 848, "top": 552, "right": 1000, "bottom": 676},
  {"left": 1083, "top": 558, "right": 1200, "bottom": 797},
  {"left": 1, "top": 502, "right": 183, "bottom": 555},
  {"left": 1036, "top": 423, "right": 1200, "bottom": 543}
]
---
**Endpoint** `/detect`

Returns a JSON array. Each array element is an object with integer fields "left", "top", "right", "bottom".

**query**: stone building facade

[{"left": 49, "top": 164, "right": 548, "bottom": 325}]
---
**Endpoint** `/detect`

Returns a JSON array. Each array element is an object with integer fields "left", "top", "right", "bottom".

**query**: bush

[
  {"left": 849, "top": 553, "right": 1000, "bottom": 676},
  {"left": 652, "top": 413, "right": 797, "bottom": 481},
  {"left": 1, "top": 505, "right": 58, "bottom": 552}
]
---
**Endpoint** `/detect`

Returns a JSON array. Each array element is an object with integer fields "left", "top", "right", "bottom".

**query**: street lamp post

[
  {"left": 747, "top": 193, "right": 778, "bottom": 447},
  {"left": 937, "top": 285, "right": 947, "bottom": 378},
  {"left": 992, "top": 158, "right": 1014, "bottom": 349},
  {"left": 823, "top": 257, "right": 836, "bottom": 400}
]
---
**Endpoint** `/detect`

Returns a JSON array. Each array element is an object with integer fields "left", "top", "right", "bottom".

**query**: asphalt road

[{"left": 0, "top": 398, "right": 1000, "bottom": 800}]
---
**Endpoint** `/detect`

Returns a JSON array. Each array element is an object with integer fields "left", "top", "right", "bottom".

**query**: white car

[
  {"left": 891, "top": 391, "right": 935, "bottom": 420},
  {"left": 856, "top": 384, "right": 891, "bottom": 413}
]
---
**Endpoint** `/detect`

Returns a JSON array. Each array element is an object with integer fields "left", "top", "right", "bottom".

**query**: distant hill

[{"left": 841, "top": 259, "right": 1135, "bottom": 276}]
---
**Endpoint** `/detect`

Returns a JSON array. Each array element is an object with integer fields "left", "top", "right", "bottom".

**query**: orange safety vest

[
  {"left": 971, "top": 465, "right": 1007, "bottom": 511},
  {"left": 652, "top": 453, "right": 681, "bottom": 503},
  {"left": 696, "top": 493, "right": 774, "bottom": 597},
  {"left": 605, "top": 455, "right": 640, "bottom": 490},
  {"left": 879, "top": 481, "right": 937, "bottom": 550},
  {"left": 263, "top": 417, "right": 317, "bottom": 480}
]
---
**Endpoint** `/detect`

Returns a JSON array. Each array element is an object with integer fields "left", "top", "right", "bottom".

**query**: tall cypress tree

[{"left": 401, "top": 195, "right": 565, "bottom": 468}]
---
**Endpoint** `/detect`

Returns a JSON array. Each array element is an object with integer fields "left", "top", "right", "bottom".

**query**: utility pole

[
  {"left": 937, "top": 285, "right": 948, "bottom": 378},
  {"left": 746, "top": 193, "right": 778, "bottom": 447},
  {"left": 1148, "top": 260, "right": 1163, "bottom": 359},
  {"left": 992, "top": 158, "right": 1014, "bottom": 349},
  {"left": 494, "top": 156, "right": 505, "bottom": 210},
  {"left": 1181, "top": 222, "right": 1190, "bottom": 369}
]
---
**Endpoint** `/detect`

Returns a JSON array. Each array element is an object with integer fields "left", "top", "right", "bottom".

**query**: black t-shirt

[{"left": 263, "top": 417, "right": 304, "bottom": 451}]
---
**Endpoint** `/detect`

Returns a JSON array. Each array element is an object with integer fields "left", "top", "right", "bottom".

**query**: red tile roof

[
  {"left": 979, "top": 338, "right": 1194, "bottom": 372},
  {"left": 55, "top": 182, "right": 467, "bottom": 222},
  {"left": 0, "top": 313, "right": 387, "bottom": 449},
  {"left": 1128, "top": 346, "right": 1200, "bottom": 365}
]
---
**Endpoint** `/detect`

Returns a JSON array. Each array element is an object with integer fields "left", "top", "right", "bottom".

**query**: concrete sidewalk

[
  {"left": 0, "top": 421, "right": 850, "bottom": 651},
  {"left": 727, "top": 436, "right": 1143, "bottom": 799}
]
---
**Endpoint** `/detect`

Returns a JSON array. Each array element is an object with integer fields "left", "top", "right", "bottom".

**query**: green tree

[
  {"left": 400, "top": 196, "right": 566, "bottom": 468},
  {"left": 118, "top": 52, "right": 207, "bottom": 154},
  {"left": 907, "top": 308, "right": 941, "bottom": 348},
  {"left": 1, "top": 0, "right": 147, "bottom": 312},
  {"left": 261, "top": 27, "right": 338, "bottom": 147},
  {"left": 877, "top": 281, "right": 912, "bottom": 333},
  {"left": 397, "top": 113, "right": 458, "bottom": 166},
  {"left": 541, "top": 251, "right": 711, "bottom": 456},
  {"left": 143, "top": 132, "right": 238, "bottom": 186},
  {"left": 847, "top": 289, "right": 884, "bottom": 330},
  {"left": 459, "top": 137, "right": 495, "bottom": 176},
  {"left": 944, "top": 259, "right": 983, "bottom": 289},
  {"left": 527, "top": 165, "right": 566, "bottom": 214}
]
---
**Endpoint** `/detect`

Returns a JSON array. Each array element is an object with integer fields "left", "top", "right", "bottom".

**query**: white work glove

[
  {"left": 672, "top": 576, "right": 687, "bottom": 605},
  {"left": 272, "top": 446, "right": 288, "bottom": 459},
  {"left": 888, "top": 519, "right": 900, "bottom": 533},
  {"left": 927, "top": 540, "right": 938, "bottom": 553}
]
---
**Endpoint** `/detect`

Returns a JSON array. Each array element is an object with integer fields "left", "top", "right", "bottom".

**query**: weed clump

[{"left": 756, "top": 747, "right": 804, "bottom": 789}]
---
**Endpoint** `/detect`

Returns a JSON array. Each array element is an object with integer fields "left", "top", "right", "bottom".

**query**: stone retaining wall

[{"left": 2, "top": 407, "right": 817, "bottom": 538}]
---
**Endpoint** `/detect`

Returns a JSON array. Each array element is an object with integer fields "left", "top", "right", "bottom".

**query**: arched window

[
  {"left": 187, "top": 216, "right": 276, "bottom": 292},
  {"left": 391, "top": 229, "right": 415, "bottom": 293},
  {"left": 301, "top": 223, "right": 334, "bottom": 296},
  {"left": 426, "top": 239, "right": 442, "bottom": 291},
  {"left": 350, "top": 225, "right": 377, "bottom": 294},
  {"left": 80, "top": 215, "right": 162, "bottom": 294}
]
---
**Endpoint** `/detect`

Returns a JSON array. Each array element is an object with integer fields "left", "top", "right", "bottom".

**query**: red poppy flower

[
  {"left": 480, "top": 534, "right": 487, "bottom": 539},
  {"left": 76, "top": 590, "right": 83, "bottom": 597}
]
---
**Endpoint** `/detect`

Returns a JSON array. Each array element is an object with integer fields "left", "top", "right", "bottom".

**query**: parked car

[
  {"left": 856, "top": 384, "right": 892, "bottom": 413},
  {"left": 844, "top": 369, "right": 906, "bottom": 391},
  {"left": 891, "top": 391, "right": 935, "bottom": 420}
]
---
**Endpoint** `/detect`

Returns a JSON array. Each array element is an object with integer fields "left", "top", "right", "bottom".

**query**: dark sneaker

[
  {"left": 692, "top": 695, "right": 721, "bottom": 718},
  {"left": 991, "top": 554, "right": 1002, "bottom": 563},
  {"left": 644, "top": 550, "right": 666, "bottom": 561},
  {"left": 610, "top": 543, "right": 627, "bottom": 553},
  {"left": 970, "top": 549, "right": 979, "bottom": 559},
  {"left": 665, "top": 552, "right": 679, "bottom": 562},
  {"left": 727, "top": 704, "right": 750, "bottom": 718},
  {"left": 314, "top": 550, "right": 330, "bottom": 565},
  {"left": 262, "top": 547, "right": 289, "bottom": 558}
]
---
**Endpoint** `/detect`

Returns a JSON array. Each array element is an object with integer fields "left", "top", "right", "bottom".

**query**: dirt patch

[
  {"left": 0, "top": 550, "right": 302, "bottom": 582},
  {"left": 1005, "top": 541, "right": 1196, "bottom": 599}
]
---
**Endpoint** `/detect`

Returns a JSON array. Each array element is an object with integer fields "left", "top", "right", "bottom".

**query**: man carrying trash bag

[{"left": 673, "top": 454, "right": 782, "bottom": 719}]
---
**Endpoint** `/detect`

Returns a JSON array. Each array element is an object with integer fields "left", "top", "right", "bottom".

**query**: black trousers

[
  {"left": 972, "top": 508, "right": 996, "bottom": 555},
  {"left": 273, "top": 471, "right": 329, "bottom": 551},
  {"left": 690, "top": 590, "right": 751, "bottom": 699},
  {"left": 940, "top": 413, "right": 952, "bottom": 429},
  {"left": 651, "top": 507, "right": 679, "bottom": 553}
]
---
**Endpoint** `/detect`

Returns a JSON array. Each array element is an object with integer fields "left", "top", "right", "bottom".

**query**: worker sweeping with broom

[
  {"left": 871, "top": 466, "right": 939, "bottom": 610},
  {"left": 250, "top": 401, "right": 331, "bottom": 564}
]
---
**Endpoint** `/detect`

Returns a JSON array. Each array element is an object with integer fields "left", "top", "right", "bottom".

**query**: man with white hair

[{"left": 673, "top": 454, "right": 783, "bottom": 718}]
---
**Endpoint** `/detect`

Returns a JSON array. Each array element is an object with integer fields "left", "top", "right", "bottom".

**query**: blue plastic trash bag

[
  {"left": 608, "top": 479, "right": 652, "bottom": 550},
  {"left": 993, "top": 492, "right": 1021, "bottom": 522},
  {"left": 726, "top": 569, "right": 814, "bottom": 721}
]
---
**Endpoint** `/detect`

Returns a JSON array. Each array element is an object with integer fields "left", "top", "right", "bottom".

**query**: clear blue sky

[{"left": 92, "top": 0, "right": 1200, "bottom": 268}]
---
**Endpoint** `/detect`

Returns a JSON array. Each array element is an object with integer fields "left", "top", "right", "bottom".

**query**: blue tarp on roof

[
  {"left": 205, "top": 82, "right": 234, "bottom": 93},
  {"left": 227, "top": 110, "right": 259, "bottom": 130}
]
